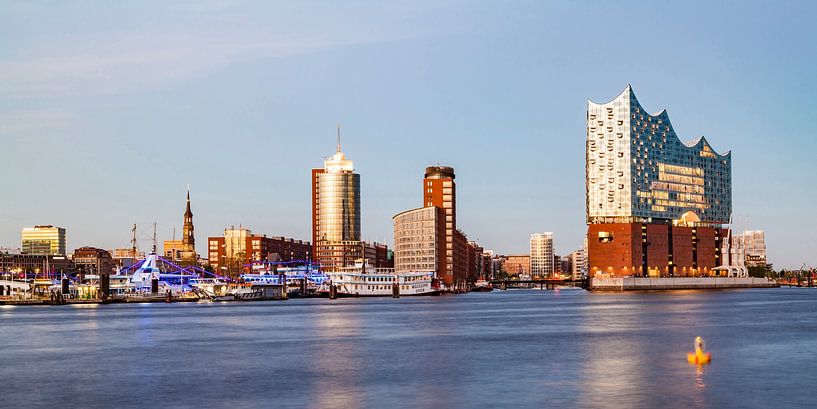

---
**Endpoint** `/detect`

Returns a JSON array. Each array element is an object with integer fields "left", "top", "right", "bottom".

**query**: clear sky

[{"left": 1, "top": 1, "right": 815, "bottom": 268}]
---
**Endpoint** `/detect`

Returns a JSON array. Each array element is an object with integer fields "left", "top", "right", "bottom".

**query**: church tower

[{"left": 181, "top": 188, "right": 196, "bottom": 262}]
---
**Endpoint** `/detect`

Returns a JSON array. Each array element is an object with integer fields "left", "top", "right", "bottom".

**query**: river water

[{"left": 1, "top": 288, "right": 815, "bottom": 408}]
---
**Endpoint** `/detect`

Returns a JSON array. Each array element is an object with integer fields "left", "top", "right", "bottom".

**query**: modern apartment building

[
  {"left": 586, "top": 86, "right": 732, "bottom": 277},
  {"left": 530, "top": 233, "right": 555, "bottom": 277}
]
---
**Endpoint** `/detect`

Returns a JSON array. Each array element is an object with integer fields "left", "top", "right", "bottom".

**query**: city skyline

[{"left": 2, "top": 2, "right": 816, "bottom": 268}]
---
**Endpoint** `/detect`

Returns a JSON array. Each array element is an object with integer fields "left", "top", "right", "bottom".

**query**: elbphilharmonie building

[{"left": 586, "top": 86, "right": 732, "bottom": 277}]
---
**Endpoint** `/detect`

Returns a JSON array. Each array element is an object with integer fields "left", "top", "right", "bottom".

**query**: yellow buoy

[{"left": 687, "top": 336, "right": 711, "bottom": 365}]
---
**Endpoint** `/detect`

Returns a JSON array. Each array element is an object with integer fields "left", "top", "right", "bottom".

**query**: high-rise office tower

[
  {"left": 586, "top": 86, "right": 732, "bottom": 277},
  {"left": 311, "top": 127, "right": 362, "bottom": 270},
  {"left": 530, "top": 233, "right": 555, "bottom": 277},
  {"left": 21, "top": 225, "right": 66, "bottom": 256}
]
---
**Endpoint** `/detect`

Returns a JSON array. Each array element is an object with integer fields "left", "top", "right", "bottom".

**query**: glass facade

[
  {"left": 21, "top": 225, "right": 66, "bottom": 256},
  {"left": 313, "top": 144, "right": 362, "bottom": 271},
  {"left": 586, "top": 86, "right": 732, "bottom": 224},
  {"left": 317, "top": 168, "right": 360, "bottom": 242}
]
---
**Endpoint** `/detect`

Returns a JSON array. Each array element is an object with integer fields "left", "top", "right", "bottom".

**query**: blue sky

[{"left": 1, "top": 1, "right": 815, "bottom": 268}]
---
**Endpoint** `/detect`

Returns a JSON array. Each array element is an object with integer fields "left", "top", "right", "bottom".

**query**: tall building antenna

[{"left": 336, "top": 122, "right": 341, "bottom": 153}]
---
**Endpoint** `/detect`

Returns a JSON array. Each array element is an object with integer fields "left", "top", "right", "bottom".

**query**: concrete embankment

[{"left": 589, "top": 277, "right": 779, "bottom": 291}]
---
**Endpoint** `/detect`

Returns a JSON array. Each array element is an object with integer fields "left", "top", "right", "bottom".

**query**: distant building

[
  {"left": 502, "top": 255, "right": 530, "bottom": 277},
  {"left": 740, "top": 230, "right": 767, "bottom": 268},
  {"left": 0, "top": 253, "right": 74, "bottom": 277},
  {"left": 21, "top": 225, "right": 66, "bottom": 256},
  {"left": 313, "top": 240, "right": 391, "bottom": 271},
  {"left": 586, "top": 86, "right": 731, "bottom": 277},
  {"left": 72, "top": 247, "right": 115, "bottom": 276},
  {"left": 208, "top": 227, "right": 311, "bottom": 277},
  {"left": 163, "top": 240, "right": 185, "bottom": 261},
  {"left": 582, "top": 237, "right": 589, "bottom": 274},
  {"left": 530, "top": 233, "right": 555, "bottom": 277},
  {"left": 567, "top": 249, "right": 587, "bottom": 279},
  {"left": 111, "top": 248, "right": 145, "bottom": 268},
  {"left": 453, "top": 229, "right": 469, "bottom": 286},
  {"left": 559, "top": 255, "right": 571, "bottom": 275}
]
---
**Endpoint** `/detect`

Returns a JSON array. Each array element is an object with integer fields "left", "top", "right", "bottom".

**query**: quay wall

[{"left": 589, "top": 277, "right": 779, "bottom": 291}]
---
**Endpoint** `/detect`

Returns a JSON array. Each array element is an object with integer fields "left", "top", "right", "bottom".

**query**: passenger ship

[
  {"left": 324, "top": 260, "right": 439, "bottom": 297},
  {"left": 239, "top": 262, "right": 329, "bottom": 297}
]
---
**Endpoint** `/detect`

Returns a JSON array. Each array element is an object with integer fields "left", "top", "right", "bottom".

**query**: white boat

[
  {"left": 472, "top": 279, "right": 493, "bottom": 292},
  {"left": 324, "top": 260, "right": 439, "bottom": 297},
  {"left": 240, "top": 263, "right": 328, "bottom": 297}
]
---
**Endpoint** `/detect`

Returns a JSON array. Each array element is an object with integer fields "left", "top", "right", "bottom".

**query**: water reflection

[
  {"left": 694, "top": 365, "right": 707, "bottom": 390},
  {"left": 578, "top": 322, "right": 648, "bottom": 407},
  {"left": 0, "top": 289, "right": 815, "bottom": 408},
  {"left": 310, "top": 303, "right": 364, "bottom": 409}
]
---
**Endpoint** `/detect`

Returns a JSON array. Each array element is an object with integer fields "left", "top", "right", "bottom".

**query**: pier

[{"left": 490, "top": 278, "right": 589, "bottom": 290}]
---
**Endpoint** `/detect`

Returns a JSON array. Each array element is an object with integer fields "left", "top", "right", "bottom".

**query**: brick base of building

[{"left": 587, "top": 223, "right": 726, "bottom": 278}]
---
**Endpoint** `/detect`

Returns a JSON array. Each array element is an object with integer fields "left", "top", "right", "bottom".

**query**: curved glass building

[
  {"left": 311, "top": 133, "right": 362, "bottom": 271},
  {"left": 317, "top": 150, "right": 360, "bottom": 242},
  {"left": 587, "top": 85, "right": 731, "bottom": 224},
  {"left": 586, "top": 86, "right": 732, "bottom": 278}
]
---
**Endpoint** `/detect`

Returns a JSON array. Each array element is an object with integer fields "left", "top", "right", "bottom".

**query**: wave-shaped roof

[{"left": 590, "top": 85, "right": 730, "bottom": 157}]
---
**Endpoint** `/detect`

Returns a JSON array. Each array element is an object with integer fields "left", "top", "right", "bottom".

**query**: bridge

[{"left": 490, "top": 278, "right": 589, "bottom": 290}]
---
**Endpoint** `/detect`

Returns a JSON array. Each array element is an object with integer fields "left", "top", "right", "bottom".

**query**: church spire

[
  {"left": 182, "top": 187, "right": 195, "bottom": 259},
  {"left": 184, "top": 186, "right": 192, "bottom": 217}
]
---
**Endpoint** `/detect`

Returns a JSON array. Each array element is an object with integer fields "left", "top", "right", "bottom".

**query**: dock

[{"left": 588, "top": 277, "right": 779, "bottom": 291}]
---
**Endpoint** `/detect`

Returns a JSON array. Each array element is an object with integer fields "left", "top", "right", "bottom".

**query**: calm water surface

[{"left": 1, "top": 288, "right": 815, "bottom": 408}]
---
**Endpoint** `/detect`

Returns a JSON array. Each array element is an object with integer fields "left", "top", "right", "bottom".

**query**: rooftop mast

[{"left": 336, "top": 122, "right": 341, "bottom": 153}]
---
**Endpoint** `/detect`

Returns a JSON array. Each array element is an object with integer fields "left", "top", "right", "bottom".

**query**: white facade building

[
  {"left": 569, "top": 249, "right": 587, "bottom": 279},
  {"left": 741, "top": 230, "right": 766, "bottom": 258},
  {"left": 530, "top": 233, "right": 554, "bottom": 277}
]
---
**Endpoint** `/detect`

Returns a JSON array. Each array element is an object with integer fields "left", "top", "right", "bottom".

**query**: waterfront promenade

[{"left": 1, "top": 288, "right": 815, "bottom": 408}]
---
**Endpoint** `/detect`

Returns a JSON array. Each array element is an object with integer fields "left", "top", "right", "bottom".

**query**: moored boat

[
  {"left": 323, "top": 259, "right": 439, "bottom": 297},
  {"left": 472, "top": 279, "right": 493, "bottom": 292},
  {"left": 240, "top": 262, "right": 328, "bottom": 297}
]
